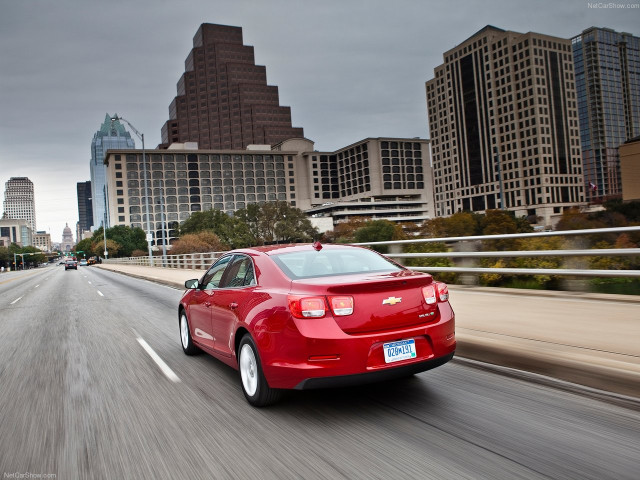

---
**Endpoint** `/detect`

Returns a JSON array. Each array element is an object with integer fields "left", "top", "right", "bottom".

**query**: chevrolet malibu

[{"left": 178, "top": 243, "right": 455, "bottom": 406}]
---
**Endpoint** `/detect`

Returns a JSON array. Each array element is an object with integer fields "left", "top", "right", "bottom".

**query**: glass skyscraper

[
  {"left": 572, "top": 27, "right": 640, "bottom": 201},
  {"left": 90, "top": 114, "right": 135, "bottom": 229}
]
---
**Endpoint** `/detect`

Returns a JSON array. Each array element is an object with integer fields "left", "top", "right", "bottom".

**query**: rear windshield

[{"left": 271, "top": 248, "right": 402, "bottom": 280}]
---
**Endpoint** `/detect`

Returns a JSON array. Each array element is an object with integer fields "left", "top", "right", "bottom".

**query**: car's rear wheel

[
  {"left": 238, "top": 334, "right": 281, "bottom": 407},
  {"left": 179, "top": 311, "right": 199, "bottom": 355}
]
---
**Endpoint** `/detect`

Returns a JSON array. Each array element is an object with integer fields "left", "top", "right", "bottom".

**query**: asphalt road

[{"left": 1, "top": 265, "right": 639, "bottom": 479}]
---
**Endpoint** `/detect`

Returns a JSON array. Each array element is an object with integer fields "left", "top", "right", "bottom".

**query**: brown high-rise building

[
  {"left": 426, "top": 26, "right": 585, "bottom": 225},
  {"left": 160, "top": 23, "right": 304, "bottom": 150}
]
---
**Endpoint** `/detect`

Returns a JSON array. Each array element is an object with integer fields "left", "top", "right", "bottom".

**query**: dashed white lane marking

[
  {"left": 10, "top": 296, "right": 23, "bottom": 305},
  {"left": 136, "top": 336, "right": 181, "bottom": 383},
  {"left": 97, "top": 290, "right": 104, "bottom": 296},
  {"left": 88, "top": 281, "right": 92, "bottom": 284},
  {"left": 35, "top": 285, "right": 39, "bottom": 288}
]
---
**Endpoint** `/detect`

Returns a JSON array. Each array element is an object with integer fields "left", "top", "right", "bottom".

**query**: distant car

[
  {"left": 64, "top": 260, "right": 77, "bottom": 270},
  {"left": 178, "top": 243, "right": 456, "bottom": 406},
  {"left": 79, "top": 259, "right": 88, "bottom": 266}
]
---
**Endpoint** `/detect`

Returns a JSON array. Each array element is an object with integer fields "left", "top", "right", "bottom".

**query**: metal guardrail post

[{"left": 453, "top": 239, "right": 480, "bottom": 286}]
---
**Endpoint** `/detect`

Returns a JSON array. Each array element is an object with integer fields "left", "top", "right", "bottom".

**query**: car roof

[{"left": 231, "top": 243, "right": 367, "bottom": 256}]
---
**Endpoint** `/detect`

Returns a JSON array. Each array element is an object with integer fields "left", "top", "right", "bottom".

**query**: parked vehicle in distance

[
  {"left": 79, "top": 259, "right": 88, "bottom": 266},
  {"left": 64, "top": 259, "right": 77, "bottom": 270},
  {"left": 178, "top": 243, "right": 456, "bottom": 407},
  {"left": 87, "top": 257, "right": 97, "bottom": 265}
]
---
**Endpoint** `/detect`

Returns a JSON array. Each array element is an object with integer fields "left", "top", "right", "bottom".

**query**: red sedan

[{"left": 178, "top": 243, "right": 455, "bottom": 406}]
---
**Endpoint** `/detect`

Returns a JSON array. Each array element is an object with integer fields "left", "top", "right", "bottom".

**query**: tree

[
  {"left": 0, "top": 246, "right": 9, "bottom": 268},
  {"left": 92, "top": 239, "right": 121, "bottom": 258},
  {"left": 269, "top": 202, "right": 318, "bottom": 244},
  {"left": 555, "top": 207, "right": 604, "bottom": 231},
  {"left": 74, "top": 238, "right": 94, "bottom": 257},
  {"left": 354, "top": 220, "right": 396, "bottom": 253},
  {"left": 231, "top": 203, "right": 261, "bottom": 246},
  {"left": 324, "top": 217, "right": 368, "bottom": 244},
  {"left": 105, "top": 225, "right": 147, "bottom": 257},
  {"left": 446, "top": 212, "right": 481, "bottom": 237},
  {"left": 169, "top": 232, "right": 228, "bottom": 255},
  {"left": 480, "top": 209, "right": 519, "bottom": 236},
  {"left": 178, "top": 209, "right": 237, "bottom": 245},
  {"left": 6, "top": 245, "right": 46, "bottom": 268}
]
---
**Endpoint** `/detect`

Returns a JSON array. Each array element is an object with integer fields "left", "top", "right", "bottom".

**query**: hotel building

[
  {"left": 104, "top": 137, "right": 434, "bottom": 246},
  {"left": 426, "top": 26, "right": 585, "bottom": 225}
]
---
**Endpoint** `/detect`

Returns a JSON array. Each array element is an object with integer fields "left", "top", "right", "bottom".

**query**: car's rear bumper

[
  {"left": 258, "top": 303, "right": 456, "bottom": 390},
  {"left": 293, "top": 352, "right": 454, "bottom": 390}
]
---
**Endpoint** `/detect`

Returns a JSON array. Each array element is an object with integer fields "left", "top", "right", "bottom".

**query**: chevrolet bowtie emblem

[{"left": 382, "top": 296, "right": 402, "bottom": 305}]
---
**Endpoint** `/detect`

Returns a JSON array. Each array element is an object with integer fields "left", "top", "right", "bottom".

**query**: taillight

[
  {"left": 329, "top": 296, "right": 354, "bottom": 316},
  {"left": 422, "top": 282, "right": 449, "bottom": 304},
  {"left": 437, "top": 282, "right": 449, "bottom": 302},
  {"left": 288, "top": 296, "right": 327, "bottom": 318},
  {"left": 422, "top": 285, "right": 437, "bottom": 304}
]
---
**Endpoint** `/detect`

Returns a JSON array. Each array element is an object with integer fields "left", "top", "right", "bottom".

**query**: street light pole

[
  {"left": 103, "top": 186, "right": 108, "bottom": 260},
  {"left": 158, "top": 181, "right": 168, "bottom": 266},
  {"left": 111, "top": 115, "right": 154, "bottom": 267}
]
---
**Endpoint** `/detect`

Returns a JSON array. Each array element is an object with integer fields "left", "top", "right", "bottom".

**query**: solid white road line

[
  {"left": 136, "top": 337, "right": 181, "bottom": 383},
  {"left": 10, "top": 296, "right": 23, "bottom": 305}
]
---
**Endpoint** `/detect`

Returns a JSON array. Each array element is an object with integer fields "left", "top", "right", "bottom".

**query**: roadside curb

[{"left": 456, "top": 334, "right": 640, "bottom": 399}]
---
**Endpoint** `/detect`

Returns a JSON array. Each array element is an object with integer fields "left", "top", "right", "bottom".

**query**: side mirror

[{"left": 185, "top": 279, "right": 199, "bottom": 290}]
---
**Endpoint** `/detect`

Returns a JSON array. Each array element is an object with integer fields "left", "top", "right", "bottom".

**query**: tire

[
  {"left": 238, "top": 334, "right": 282, "bottom": 407},
  {"left": 179, "top": 311, "right": 199, "bottom": 355}
]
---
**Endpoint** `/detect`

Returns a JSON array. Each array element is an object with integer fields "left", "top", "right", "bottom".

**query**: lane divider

[
  {"left": 135, "top": 334, "right": 181, "bottom": 383},
  {"left": 97, "top": 290, "right": 104, "bottom": 296},
  {"left": 10, "top": 296, "right": 23, "bottom": 305}
]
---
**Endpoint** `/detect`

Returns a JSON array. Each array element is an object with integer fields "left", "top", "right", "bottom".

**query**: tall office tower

[
  {"left": 572, "top": 27, "right": 640, "bottom": 202},
  {"left": 426, "top": 26, "right": 585, "bottom": 225},
  {"left": 160, "top": 23, "right": 304, "bottom": 150},
  {"left": 90, "top": 114, "right": 135, "bottom": 229},
  {"left": 2, "top": 177, "right": 36, "bottom": 233},
  {"left": 77, "top": 181, "right": 93, "bottom": 235}
]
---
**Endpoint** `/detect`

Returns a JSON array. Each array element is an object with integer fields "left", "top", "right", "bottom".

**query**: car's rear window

[{"left": 271, "top": 248, "right": 402, "bottom": 280}]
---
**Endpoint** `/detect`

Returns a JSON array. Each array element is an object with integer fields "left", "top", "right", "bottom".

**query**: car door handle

[
  {"left": 205, "top": 301, "right": 211, "bottom": 307},
  {"left": 229, "top": 302, "right": 238, "bottom": 310}
]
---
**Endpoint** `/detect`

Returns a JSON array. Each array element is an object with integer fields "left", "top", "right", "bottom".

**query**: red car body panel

[{"left": 179, "top": 244, "right": 455, "bottom": 390}]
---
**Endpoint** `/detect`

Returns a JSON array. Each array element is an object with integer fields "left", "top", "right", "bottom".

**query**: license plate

[{"left": 383, "top": 339, "right": 417, "bottom": 363}]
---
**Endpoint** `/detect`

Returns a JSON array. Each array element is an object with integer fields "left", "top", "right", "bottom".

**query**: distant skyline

[{"left": 1, "top": 0, "right": 638, "bottom": 243}]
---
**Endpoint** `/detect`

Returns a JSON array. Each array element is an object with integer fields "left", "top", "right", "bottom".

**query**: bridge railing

[
  {"left": 104, "top": 226, "right": 640, "bottom": 278},
  {"left": 105, "top": 252, "right": 226, "bottom": 270}
]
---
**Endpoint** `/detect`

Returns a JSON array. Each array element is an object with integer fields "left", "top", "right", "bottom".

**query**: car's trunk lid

[{"left": 292, "top": 270, "right": 438, "bottom": 334}]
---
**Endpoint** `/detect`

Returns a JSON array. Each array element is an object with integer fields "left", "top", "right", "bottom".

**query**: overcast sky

[{"left": 1, "top": 0, "right": 638, "bottom": 243}]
